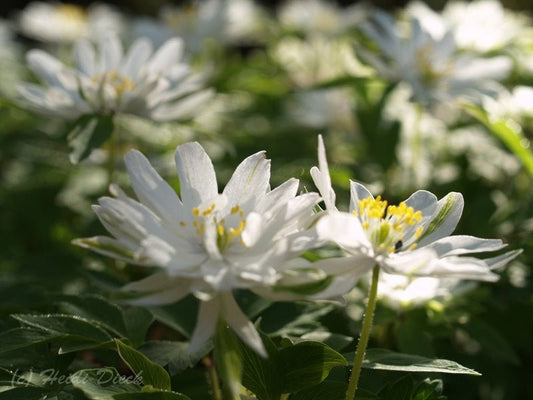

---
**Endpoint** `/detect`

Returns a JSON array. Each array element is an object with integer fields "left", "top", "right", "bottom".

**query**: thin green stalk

[
  {"left": 204, "top": 357, "right": 223, "bottom": 400},
  {"left": 106, "top": 127, "right": 118, "bottom": 187},
  {"left": 345, "top": 264, "right": 380, "bottom": 400}
]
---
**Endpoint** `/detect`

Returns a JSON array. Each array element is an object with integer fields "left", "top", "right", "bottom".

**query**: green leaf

[
  {"left": 114, "top": 339, "right": 171, "bottom": 391},
  {"left": 0, "top": 387, "right": 49, "bottom": 400},
  {"left": 299, "top": 331, "right": 353, "bottom": 352},
  {"left": 12, "top": 314, "right": 112, "bottom": 344},
  {"left": 240, "top": 333, "right": 282, "bottom": 400},
  {"left": 378, "top": 375, "right": 415, "bottom": 400},
  {"left": 412, "top": 379, "right": 446, "bottom": 400},
  {"left": 113, "top": 392, "right": 190, "bottom": 399},
  {"left": 358, "top": 348, "right": 480, "bottom": 375},
  {"left": 280, "top": 341, "right": 347, "bottom": 393},
  {"left": 463, "top": 103, "right": 533, "bottom": 177},
  {"left": 148, "top": 296, "right": 198, "bottom": 338},
  {"left": 213, "top": 321, "right": 243, "bottom": 400},
  {"left": 289, "top": 381, "right": 347, "bottom": 400},
  {"left": 0, "top": 327, "right": 62, "bottom": 354},
  {"left": 68, "top": 113, "right": 114, "bottom": 164},
  {"left": 123, "top": 307, "right": 154, "bottom": 348},
  {"left": 70, "top": 368, "right": 141, "bottom": 400},
  {"left": 139, "top": 341, "right": 208, "bottom": 375}
]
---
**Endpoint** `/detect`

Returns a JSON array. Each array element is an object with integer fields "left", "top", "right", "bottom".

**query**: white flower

[
  {"left": 278, "top": 0, "right": 368, "bottom": 36},
  {"left": 17, "top": 2, "right": 125, "bottom": 43},
  {"left": 18, "top": 34, "right": 212, "bottom": 121},
  {"left": 311, "top": 135, "right": 521, "bottom": 282},
  {"left": 74, "top": 142, "right": 334, "bottom": 356},
  {"left": 359, "top": 7, "right": 512, "bottom": 106},
  {"left": 375, "top": 273, "right": 473, "bottom": 310}
]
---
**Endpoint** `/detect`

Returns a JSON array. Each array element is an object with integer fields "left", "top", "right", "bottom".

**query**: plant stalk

[
  {"left": 345, "top": 264, "right": 380, "bottom": 400},
  {"left": 204, "top": 356, "right": 223, "bottom": 400}
]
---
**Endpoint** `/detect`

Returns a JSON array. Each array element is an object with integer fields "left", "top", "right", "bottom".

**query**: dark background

[{"left": 1, "top": 0, "right": 533, "bottom": 18}]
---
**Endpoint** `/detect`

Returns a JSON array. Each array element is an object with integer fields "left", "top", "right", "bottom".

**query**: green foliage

[{"left": 67, "top": 114, "right": 114, "bottom": 164}]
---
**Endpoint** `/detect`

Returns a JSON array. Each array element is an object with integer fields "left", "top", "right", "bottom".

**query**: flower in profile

[
  {"left": 74, "top": 142, "right": 335, "bottom": 356},
  {"left": 18, "top": 34, "right": 212, "bottom": 121},
  {"left": 359, "top": 7, "right": 512, "bottom": 106},
  {"left": 311, "top": 135, "right": 521, "bottom": 282}
]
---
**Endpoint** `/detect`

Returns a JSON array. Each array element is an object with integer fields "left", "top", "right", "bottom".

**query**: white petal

[
  {"left": 74, "top": 40, "right": 96, "bottom": 76},
  {"left": 241, "top": 212, "right": 263, "bottom": 247},
  {"left": 124, "top": 149, "right": 186, "bottom": 227},
  {"left": 485, "top": 249, "right": 522, "bottom": 270},
  {"left": 221, "top": 292, "right": 266, "bottom": 358},
  {"left": 222, "top": 151, "right": 270, "bottom": 211},
  {"left": 99, "top": 33, "right": 123, "bottom": 71},
  {"left": 255, "top": 178, "right": 299, "bottom": 215},
  {"left": 122, "top": 38, "right": 153, "bottom": 79},
  {"left": 174, "top": 142, "right": 218, "bottom": 209},
  {"left": 122, "top": 273, "right": 191, "bottom": 306},
  {"left": 417, "top": 192, "right": 464, "bottom": 247},
  {"left": 188, "top": 298, "right": 220, "bottom": 354},
  {"left": 310, "top": 134, "right": 336, "bottom": 211},
  {"left": 427, "top": 235, "right": 506, "bottom": 257},
  {"left": 316, "top": 212, "right": 371, "bottom": 251},
  {"left": 148, "top": 38, "right": 183, "bottom": 74},
  {"left": 349, "top": 181, "right": 374, "bottom": 213}
]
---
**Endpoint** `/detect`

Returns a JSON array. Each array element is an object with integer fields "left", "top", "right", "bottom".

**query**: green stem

[
  {"left": 345, "top": 265, "right": 380, "bottom": 400},
  {"left": 204, "top": 357, "right": 223, "bottom": 400},
  {"left": 106, "top": 123, "right": 118, "bottom": 187}
]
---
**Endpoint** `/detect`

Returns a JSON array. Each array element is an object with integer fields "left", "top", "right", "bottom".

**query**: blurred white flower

[
  {"left": 17, "top": 2, "right": 125, "bottom": 43},
  {"left": 441, "top": 0, "right": 530, "bottom": 53},
  {"left": 278, "top": 0, "right": 368, "bottom": 36},
  {"left": 376, "top": 273, "right": 473, "bottom": 310},
  {"left": 74, "top": 142, "right": 342, "bottom": 356},
  {"left": 360, "top": 7, "right": 512, "bottom": 106},
  {"left": 18, "top": 34, "right": 212, "bottom": 121},
  {"left": 132, "top": 0, "right": 267, "bottom": 52},
  {"left": 311, "top": 136, "right": 521, "bottom": 282},
  {"left": 287, "top": 88, "right": 356, "bottom": 132},
  {"left": 273, "top": 35, "right": 369, "bottom": 87}
]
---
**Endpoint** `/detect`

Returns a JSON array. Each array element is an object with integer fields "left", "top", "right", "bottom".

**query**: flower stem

[
  {"left": 345, "top": 264, "right": 380, "bottom": 400},
  {"left": 204, "top": 356, "right": 223, "bottom": 400},
  {"left": 106, "top": 127, "right": 118, "bottom": 187}
]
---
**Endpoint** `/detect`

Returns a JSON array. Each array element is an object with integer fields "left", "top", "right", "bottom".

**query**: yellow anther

[
  {"left": 193, "top": 221, "right": 198, "bottom": 227},
  {"left": 192, "top": 208, "right": 199, "bottom": 217},
  {"left": 179, "top": 221, "right": 186, "bottom": 227},
  {"left": 415, "top": 226, "right": 424, "bottom": 239},
  {"left": 408, "top": 243, "right": 418, "bottom": 251},
  {"left": 230, "top": 205, "right": 241, "bottom": 215},
  {"left": 202, "top": 203, "right": 216, "bottom": 216},
  {"left": 239, "top": 210, "right": 244, "bottom": 217},
  {"left": 217, "top": 225, "right": 225, "bottom": 236}
]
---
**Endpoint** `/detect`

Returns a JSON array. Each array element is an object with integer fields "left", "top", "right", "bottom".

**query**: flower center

[
  {"left": 353, "top": 196, "right": 424, "bottom": 254},
  {"left": 92, "top": 71, "right": 136, "bottom": 96},
  {"left": 57, "top": 4, "right": 86, "bottom": 23},
  {"left": 415, "top": 46, "right": 451, "bottom": 86},
  {"left": 182, "top": 203, "right": 246, "bottom": 251}
]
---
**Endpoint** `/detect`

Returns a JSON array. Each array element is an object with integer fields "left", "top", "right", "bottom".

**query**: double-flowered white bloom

[
  {"left": 311, "top": 135, "right": 521, "bottom": 283},
  {"left": 74, "top": 141, "right": 336, "bottom": 356},
  {"left": 18, "top": 34, "right": 212, "bottom": 121},
  {"left": 359, "top": 7, "right": 511, "bottom": 106}
]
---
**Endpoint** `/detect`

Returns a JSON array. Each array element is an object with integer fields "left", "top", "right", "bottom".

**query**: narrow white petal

[
  {"left": 349, "top": 181, "right": 374, "bottom": 213},
  {"left": 124, "top": 149, "right": 186, "bottom": 227},
  {"left": 485, "top": 249, "right": 522, "bottom": 270},
  {"left": 222, "top": 151, "right": 270, "bottom": 211},
  {"left": 148, "top": 38, "right": 183, "bottom": 74},
  {"left": 122, "top": 38, "right": 153, "bottom": 79},
  {"left": 221, "top": 292, "right": 266, "bottom": 358},
  {"left": 74, "top": 40, "right": 96, "bottom": 76},
  {"left": 188, "top": 298, "right": 220, "bottom": 354},
  {"left": 174, "top": 142, "right": 218, "bottom": 209},
  {"left": 310, "top": 134, "right": 336, "bottom": 211},
  {"left": 417, "top": 192, "right": 464, "bottom": 248},
  {"left": 99, "top": 33, "right": 123, "bottom": 71},
  {"left": 427, "top": 235, "right": 506, "bottom": 257}
]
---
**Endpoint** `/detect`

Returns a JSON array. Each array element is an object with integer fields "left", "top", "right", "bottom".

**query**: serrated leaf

[
  {"left": 68, "top": 114, "right": 114, "bottom": 164},
  {"left": 280, "top": 341, "right": 347, "bottom": 393},
  {"left": 358, "top": 349, "right": 480, "bottom": 375},
  {"left": 12, "top": 314, "right": 112, "bottom": 344},
  {"left": 70, "top": 368, "right": 140, "bottom": 400},
  {"left": 114, "top": 339, "right": 171, "bottom": 391},
  {"left": 0, "top": 328, "right": 62, "bottom": 354},
  {"left": 139, "top": 341, "right": 205, "bottom": 375},
  {"left": 113, "top": 392, "right": 191, "bottom": 400}
]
